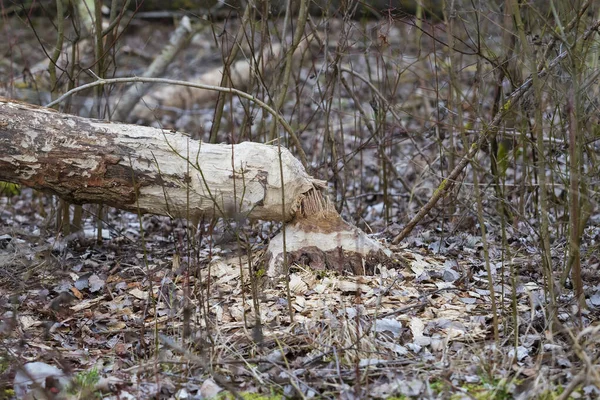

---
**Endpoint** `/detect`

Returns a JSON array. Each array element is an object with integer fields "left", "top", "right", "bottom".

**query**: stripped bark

[
  {"left": 266, "top": 190, "right": 391, "bottom": 278},
  {"left": 0, "top": 97, "right": 391, "bottom": 276},
  {"left": 0, "top": 97, "right": 322, "bottom": 221}
]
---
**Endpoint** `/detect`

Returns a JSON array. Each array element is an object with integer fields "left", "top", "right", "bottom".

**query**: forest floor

[{"left": 1, "top": 7, "right": 600, "bottom": 400}]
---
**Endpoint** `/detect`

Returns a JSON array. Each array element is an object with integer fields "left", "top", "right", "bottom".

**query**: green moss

[
  {"left": 68, "top": 369, "right": 101, "bottom": 399},
  {"left": 429, "top": 380, "right": 445, "bottom": 394},
  {"left": 13, "top": 81, "right": 32, "bottom": 89},
  {"left": 433, "top": 179, "right": 448, "bottom": 197},
  {"left": 496, "top": 139, "right": 511, "bottom": 178},
  {"left": 0, "top": 182, "right": 20, "bottom": 197},
  {"left": 538, "top": 386, "right": 583, "bottom": 400},
  {"left": 254, "top": 266, "right": 266, "bottom": 278},
  {"left": 242, "top": 394, "right": 282, "bottom": 400},
  {"left": 0, "top": 357, "right": 9, "bottom": 374},
  {"left": 449, "top": 377, "right": 513, "bottom": 400}
]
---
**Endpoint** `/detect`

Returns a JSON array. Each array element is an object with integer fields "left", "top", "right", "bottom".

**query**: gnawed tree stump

[
  {"left": 0, "top": 97, "right": 390, "bottom": 276},
  {"left": 266, "top": 190, "right": 392, "bottom": 278}
]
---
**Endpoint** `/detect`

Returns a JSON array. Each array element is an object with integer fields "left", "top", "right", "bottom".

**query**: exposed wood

[
  {"left": 113, "top": 16, "right": 196, "bottom": 122},
  {"left": 266, "top": 190, "right": 392, "bottom": 278},
  {"left": 0, "top": 97, "right": 323, "bottom": 222},
  {"left": 0, "top": 97, "right": 391, "bottom": 277}
]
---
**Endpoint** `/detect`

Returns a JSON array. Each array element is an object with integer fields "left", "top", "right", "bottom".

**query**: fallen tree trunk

[
  {"left": 0, "top": 97, "right": 321, "bottom": 222},
  {"left": 0, "top": 97, "right": 391, "bottom": 277}
]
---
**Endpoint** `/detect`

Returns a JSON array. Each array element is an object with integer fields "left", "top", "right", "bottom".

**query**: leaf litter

[
  {"left": 2, "top": 12, "right": 600, "bottom": 399},
  {"left": 0, "top": 212, "right": 542, "bottom": 399}
]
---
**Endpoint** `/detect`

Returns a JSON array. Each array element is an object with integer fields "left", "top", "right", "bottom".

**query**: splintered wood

[
  {"left": 266, "top": 189, "right": 392, "bottom": 278},
  {"left": 0, "top": 97, "right": 391, "bottom": 277}
]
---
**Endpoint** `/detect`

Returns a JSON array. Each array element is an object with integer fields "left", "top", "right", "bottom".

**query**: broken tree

[{"left": 0, "top": 97, "right": 390, "bottom": 277}]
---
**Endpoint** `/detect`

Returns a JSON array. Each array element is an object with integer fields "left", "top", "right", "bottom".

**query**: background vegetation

[{"left": 1, "top": 0, "right": 600, "bottom": 398}]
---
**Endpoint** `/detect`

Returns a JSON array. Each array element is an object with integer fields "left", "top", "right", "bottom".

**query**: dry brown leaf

[{"left": 71, "top": 286, "right": 84, "bottom": 300}]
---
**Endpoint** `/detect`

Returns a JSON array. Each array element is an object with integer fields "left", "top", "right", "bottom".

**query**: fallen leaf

[
  {"left": 71, "top": 286, "right": 84, "bottom": 300},
  {"left": 410, "top": 317, "right": 431, "bottom": 346},
  {"left": 89, "top": 274, "right": 105, "bottom": 293},
  {"left": 129, "top": 288, "right": 148, "bottom": 300},
  {"left": 337, "top": 280, "right": 370, "bottom": 293},
  {"left": 70, "top": 295, "right": 107, "bottom": 312}
]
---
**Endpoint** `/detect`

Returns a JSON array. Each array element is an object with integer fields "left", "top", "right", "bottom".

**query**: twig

[
  {"left": 113, "top": 16, "right": 195, "bottom": 121},
  {"left": 373, "top": 287, "right": 460, "bottom": 319},
  {"left": 556, "top": 371, "right": 585, "bottom": 400},
  {"left": 307, "top": 17, "right": 426, "bottom": 206},
  {"left": 159, "top": 334, "right": 242, "bottom": 399},
  {"left": 392, "top": 19, "right": 600, "bottom": 245}
]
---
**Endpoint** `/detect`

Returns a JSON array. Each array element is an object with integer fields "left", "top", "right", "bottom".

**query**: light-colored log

[
  {"left": 0, "top": 97, "right": 391, "bottom": 277},
  {"left": 0, "top": 97, "right": 323, "bottom": 222},
  {"left": 130, "top": 41, "right": 295, "bottom": 121}
]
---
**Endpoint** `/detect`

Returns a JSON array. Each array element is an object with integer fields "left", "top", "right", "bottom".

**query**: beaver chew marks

[{"left": 266, "top": 189, "right": 392, "bottom": 278}]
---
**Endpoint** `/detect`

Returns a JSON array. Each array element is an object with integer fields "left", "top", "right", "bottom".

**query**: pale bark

[
  {"left": 113, "top": 16, "right": 195, "bottom": 121},
  {"left": 0, "top": 97, "right": 324, "bottom": 222},
  {"left": 0, "top": 96, "right": 391, "bottom": 277},
  {"left": 266, "top": 191, "right": 391, "bottom": 278},
  {"left": 129, "top": 38, "right": 311, "bottom": 121}
]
